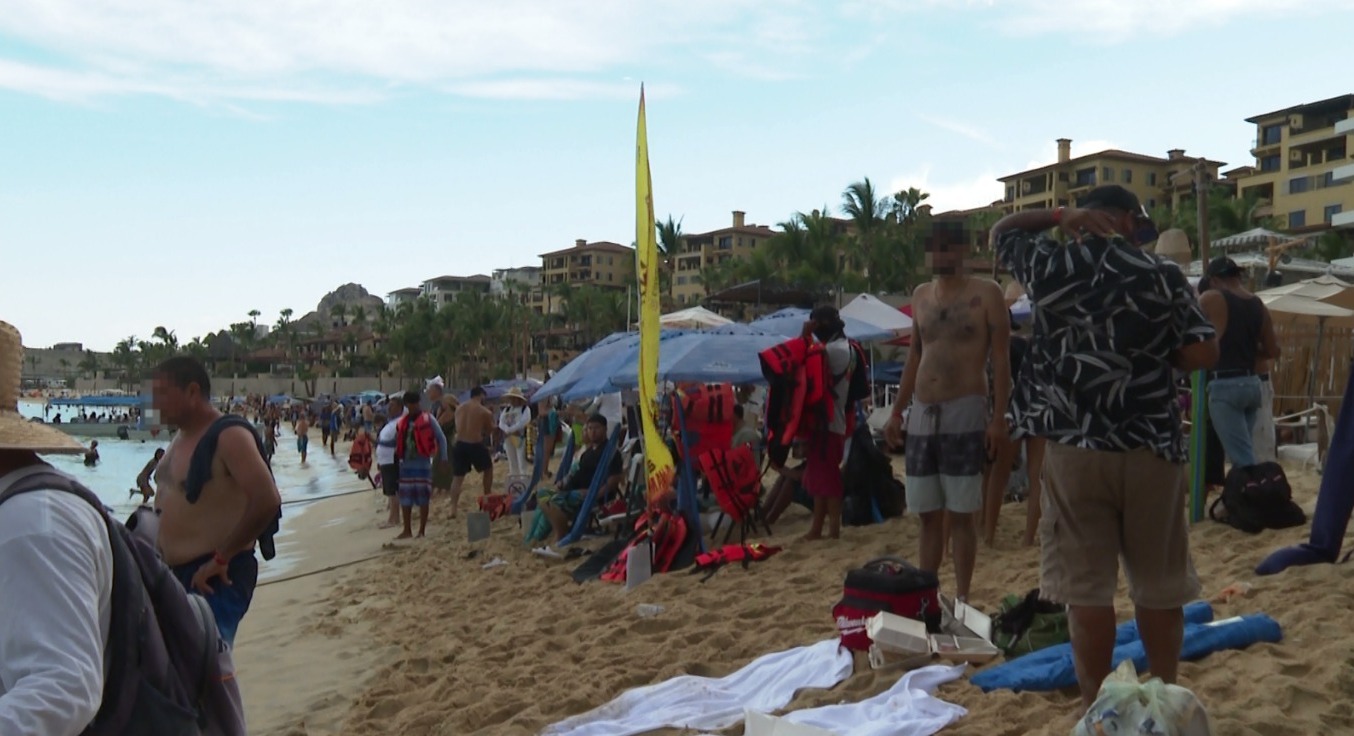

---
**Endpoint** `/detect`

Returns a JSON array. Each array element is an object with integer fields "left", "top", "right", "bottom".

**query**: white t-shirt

[
  {"left": 375, "top": 410, "right": 406, "bottom": 467},
  {"left": 0, "top": 465, "right": 113, "bottom": 736},
  {"left": 824, "top": 337, "right": 853, "bottom": 435}
]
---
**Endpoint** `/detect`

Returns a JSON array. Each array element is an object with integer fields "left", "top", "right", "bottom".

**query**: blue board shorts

[{"left": 172, "top": 551, "right": 258, "bottom": 645}]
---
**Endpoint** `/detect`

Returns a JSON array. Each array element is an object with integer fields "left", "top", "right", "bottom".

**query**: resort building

[
  {"left": 998, "top": 138, "right": 1224, "bottom": 214},
  {"left": 671, "top": 211, "right": 777, "bottom": 306},
  {"left": 491, "top": 266, "right": 544, "bottom": 313},
  {"left": 385, "top": 287, "right": 423, "bottom": 308},
  {"left": 419, "top": 274, "right": 491, "bottom": 308},
  {"left": 537, "top": 239, "right": 634, "bottom": 314},
  {"left": 1231, "top": 94, "right": 1354, "bottom": 233}
]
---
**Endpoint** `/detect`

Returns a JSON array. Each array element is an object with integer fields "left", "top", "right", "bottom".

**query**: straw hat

[
  {"left": 0, "top": 321, "right": 85, "bottom": 454},
  {"left": 503, "top": 387, "right": 528, "bottom": 405}
]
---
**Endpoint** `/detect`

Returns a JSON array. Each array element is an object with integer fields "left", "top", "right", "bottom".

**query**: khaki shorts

[{"left": 1039, "top": 443, "right": 1200, "bottom": 609}]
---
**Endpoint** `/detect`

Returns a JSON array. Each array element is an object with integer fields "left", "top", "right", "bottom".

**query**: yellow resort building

[
  {"left": 672, "top": 211, "right": 776, "bottom": 306},
  {"left": 998, "top": 138, "right": 1223, "bottom": 214},
  {"left": 538, "top": 239, "right": 635, "bottom": 312},
  {"left": 1231, "top": 94, "right": 1354, "bottom": 233}
]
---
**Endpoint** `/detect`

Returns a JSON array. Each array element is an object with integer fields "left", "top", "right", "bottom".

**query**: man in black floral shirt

[{"left": 992, "top": 185, "right": 1219, "bottom": 709}]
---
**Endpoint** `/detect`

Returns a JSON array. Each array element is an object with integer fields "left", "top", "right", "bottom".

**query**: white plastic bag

[{"left": 1072, "top": 660, "right": 1212, "bottom": 736}]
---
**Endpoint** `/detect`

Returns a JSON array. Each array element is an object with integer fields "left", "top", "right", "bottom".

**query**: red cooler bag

[{"left": 833, "top": 557, "right": 941, "bottom": 651}]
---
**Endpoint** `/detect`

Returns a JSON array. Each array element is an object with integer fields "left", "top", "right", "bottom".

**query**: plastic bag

[{"left": 1072, "top": 660, "right": 1212, "bottom": 735}]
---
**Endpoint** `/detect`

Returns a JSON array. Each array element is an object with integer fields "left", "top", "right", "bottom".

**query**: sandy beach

[{"left": 233, "top": 452, "right": 1354, "bottom": 736}]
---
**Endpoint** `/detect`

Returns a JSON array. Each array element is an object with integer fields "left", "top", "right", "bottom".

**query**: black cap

[
  {"left": 1077, "top": 185, "right": 1148, "bottom": 216},
  {"left": 1208, "top": 256, "right": 1243, "bottom": 278}
]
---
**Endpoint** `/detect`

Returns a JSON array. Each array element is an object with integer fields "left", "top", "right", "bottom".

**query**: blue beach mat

[{"left": 971, "top": 603, "right": 1282, "bottom": 692}]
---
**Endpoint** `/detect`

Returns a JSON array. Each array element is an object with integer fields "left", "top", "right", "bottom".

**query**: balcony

[
  {"left": 1336, "top": 118, "right": 1354, "bottom": 136},
  {"left": 1332, "top": 164, "right": 1354, "bottom": 184},
  {"left": 1333, "top": 210, "right": 1354, "bottom": 230}
]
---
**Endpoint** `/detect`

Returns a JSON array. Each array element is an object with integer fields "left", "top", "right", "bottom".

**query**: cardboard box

[
  {"left": 745, "top": 710, "right": 838, "bottom": 736},
  {"left": 865, "top": 599, "right": 999, "bottom": 670}
]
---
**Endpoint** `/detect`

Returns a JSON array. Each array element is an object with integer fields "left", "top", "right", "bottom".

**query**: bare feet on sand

[{"left": 394, "top": 531, "right": 412, "bottom": 540}]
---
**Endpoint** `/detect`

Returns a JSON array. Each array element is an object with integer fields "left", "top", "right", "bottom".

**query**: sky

[{"left": 3, "top": 0, "right": 1353, "bottom": 351}]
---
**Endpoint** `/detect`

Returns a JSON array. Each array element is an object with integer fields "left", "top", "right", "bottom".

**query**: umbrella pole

[{"left": 1189, "top": 160, "right": 1212, "bottom": 524}]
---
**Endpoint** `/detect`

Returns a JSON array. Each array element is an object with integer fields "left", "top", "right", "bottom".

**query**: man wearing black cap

[
  {"left": 1198, "top": 256, "right": 1278, "bottom": 470},
  {"left": 800, "top": 305, "right": 854, "bottom": 540},
  {"left": 991, "top": 185, "right": 1219, "bottom": 709}
]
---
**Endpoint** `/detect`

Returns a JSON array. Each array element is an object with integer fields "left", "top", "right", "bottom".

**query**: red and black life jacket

[
  {"left": 692, "top": 543, "right": 781, "bottom": 572},
  {"left": 697, "top": 444, "right": 761, "bottom": 524},
  {"left": 758, "top": 337, "right": 830, "bottom": 466},
  {"left": 671, "top": 383, "right": 734, "bottom": 462},
  {"left": 395, "top": 411, "right": 438, "bottom": 459}
]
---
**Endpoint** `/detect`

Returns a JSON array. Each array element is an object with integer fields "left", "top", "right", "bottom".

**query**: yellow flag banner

[{"left": 635, "top": 87, "right": 676, "bottom": 506}]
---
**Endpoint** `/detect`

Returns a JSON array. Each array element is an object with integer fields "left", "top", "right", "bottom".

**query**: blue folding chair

[
  {"left": 556, "top": 425, "right": 625, "bottom": 547},
  {"left": 511, "top": 423, "right": 551, "bottom": 515}
]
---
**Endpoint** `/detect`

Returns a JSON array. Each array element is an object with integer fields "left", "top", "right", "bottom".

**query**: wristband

[
  {"left": 213, "top": 552, "right": 230, "bottom": 566},
  {"left": 1052, "top": 206, "right": 1065, "bottom": 225}
]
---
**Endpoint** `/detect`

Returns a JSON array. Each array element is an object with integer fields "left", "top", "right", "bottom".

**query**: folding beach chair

[
  {"left": 556, "top": 424, "right": 626, "bottom": 547},
  {"left": 698, "top": 444, "right": 772, "bottom": 545},
  {"left": 511, "top": 422, "right": 552, "bottom": 515}
]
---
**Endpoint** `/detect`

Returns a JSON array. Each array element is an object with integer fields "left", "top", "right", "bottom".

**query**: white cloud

[
  {"left": 888, "top": 166, "right": 1003, "bottom": 212},
  {"left": 0, "top": 0, "right": 813, "bottom": 104},
  {"left": 917, "top": 114, "right": 1000, "bottom": 148}
]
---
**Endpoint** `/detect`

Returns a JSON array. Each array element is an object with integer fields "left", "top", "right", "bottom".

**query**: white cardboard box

[{"left": 865, "top": 599, "right": 1000, "bottom": 670}]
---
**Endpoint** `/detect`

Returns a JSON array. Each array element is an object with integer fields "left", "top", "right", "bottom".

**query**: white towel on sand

[
  {"left": 541, "top": 639, "right": 853, "bottom": 736},
  {"left": 763, "top": 664, "right": 967, "bottom": 736}
]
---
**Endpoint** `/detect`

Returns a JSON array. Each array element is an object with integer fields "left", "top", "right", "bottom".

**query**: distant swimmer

[
  {"left": 83, "top": 440, "right": 100, "bottom": 466},
  {"left": 129, "top": 447, "right": 166, "bottom": 503}
]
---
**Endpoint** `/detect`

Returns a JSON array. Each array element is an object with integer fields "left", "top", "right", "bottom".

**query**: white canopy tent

[
  {"left": 658, "top": 306, "right": 732, "bottom": 330},
  {"left": 840, "top": 294, "right": 912, "bottom": 340}
]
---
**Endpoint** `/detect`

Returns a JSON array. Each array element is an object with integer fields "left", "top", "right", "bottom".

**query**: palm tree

[
  {"left": 842, "top": 178, "right": 891, "bottom": 292},
  {"left": 247, "top": 309, "right": 261, "bottom": 332},
  {"left": 351, "top": 304, "right": 368, "bottom": 326},
  {"left": 77, "top": 350, "right": 101, "bottom": 381},
  {"left": 330, "top": 303, "right": 348, "bottom": 330},
  {"left": 58, "top": 358, "right": 71, "bottom": 386},
  {"left": 657, "top": 215, "right": 683, "bottom": 309}
]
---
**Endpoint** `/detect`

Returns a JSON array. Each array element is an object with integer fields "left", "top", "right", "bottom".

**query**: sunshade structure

[
  {"left": 458, "top": 377, "right": 544, "bottom": 402},
  {"left": 605, "top": 328, "right": 785, "bottom": 389},
  {"left": 1255, "top": 289, "right": 1354, "bottom": 407},
  {"left": 748, "top": 307, "right": 896, "bottom": 343},
  {"left": 1212, "top": 228, "right": 1297, "bottom": 251},
  {"left": 658, "top": 306, "right": 732, "bottom": 330},
  {"left": 1259, "top": 275, "right": 1354, "bottom": 312},
  {"left": 533, "top": 331, "right": 640, "bottom": 403},
  {"left": 840, "top": 294, "right": 913, "bottom": 340}
]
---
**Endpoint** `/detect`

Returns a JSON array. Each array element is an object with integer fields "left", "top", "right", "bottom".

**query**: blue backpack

[{"left": 0, "top": 469, "right": 247, "bottom": 736}]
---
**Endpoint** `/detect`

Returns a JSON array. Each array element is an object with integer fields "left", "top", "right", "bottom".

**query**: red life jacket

[
  {"left": 600, "top": 509, "right": 690, "bottom": 583},
  {"left": 347, "top": 433, "right": 372, "bottom": 470},
  {"left": 693, "top": 543, "right": 781, "bottom": 571},
  {"left": 758, "top": 337, "right": 829, "bottom": 465},
  {"left": 671, "top": 383, "right": 734, "bottom": 462},
  {"left": 395, "top": 412, "right": 437, "bottom": 459},
  {"left": 697, "top": 444, "right": 761, "bottom": 524}
]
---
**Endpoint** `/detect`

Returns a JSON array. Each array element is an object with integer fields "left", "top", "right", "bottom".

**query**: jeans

[{"left": 1208, "top": 375, "right": 1263, "bottom": 468}]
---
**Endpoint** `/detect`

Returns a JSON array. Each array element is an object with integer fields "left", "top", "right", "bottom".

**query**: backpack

[
  {"left": 1209, "top": 461, "right": 1306, "bottom": 534},
  {"left": 845, "top": 339, "right": 871, "bottom": 406},
  {"left": 0, "top": 469, "right": 247, "bottom": 736},
  {"left": 833, "top": 557, "right": 941, "bottom": 651},
  {"left": 991, "top": 589, "right": 1070, "bottom": 658}
]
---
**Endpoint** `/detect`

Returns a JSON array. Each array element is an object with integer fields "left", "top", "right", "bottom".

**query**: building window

[
  {"left": 1262, "top": 124, "right": 1283, "bottom": 145},
  {"left": 749, "top": 239, "right": 757, "bottom": 248},
  {"left": 1147, "top": 172, "right": 1158, "bottom": 186},
  {"left": 1326, "top": 204, "right": 1344, "bottom": 223},
  {"left": 1075, "top": 168, "right": 1095, "bottom": 186},
  {"left": 1102, "top": 167, "right": 1114, "bottom": 183},
  {"left": 1289, "top": 210, "right": 1306, "bottom": 229},
  {"left": 676, "top": 276, "right": 687, "bottom": 285},
  {"left": 1005, "top": 186, "right": 1015, "bottom": 202},
  {"left": 1147, "top": 199, "right": 1157, "bottom": 210},
  {"left": 1123, "top": 169, "right": 1132, "bottom": 183},
  {"left": 1260, "top": 155, "right": 1281, "bottom": 172},
  {"left": 1289, "top": 177, "right": 1310, "bottom": 194},
  {"left": 718, "top": 236, "right": 732, "bottom": 249}
]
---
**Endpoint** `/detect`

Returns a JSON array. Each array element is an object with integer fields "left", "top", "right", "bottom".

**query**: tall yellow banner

[{"left": 636, "top": 86, "right": 676, "bottom": 505}]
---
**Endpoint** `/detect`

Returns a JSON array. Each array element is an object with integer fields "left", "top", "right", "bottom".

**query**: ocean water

[{"left": 16, "top": 400, "right": 377, "bottom": 575}]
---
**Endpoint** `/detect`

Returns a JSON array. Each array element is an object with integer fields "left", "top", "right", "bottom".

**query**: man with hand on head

[{"left": 991, "top": 185, "right": 1218, "bottom": 709}]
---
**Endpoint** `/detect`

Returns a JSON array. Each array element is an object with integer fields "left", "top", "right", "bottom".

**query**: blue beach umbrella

[
  {"left": 533, "top": 331, "right": 640, "bottom": 403},
  {"left": 606, "top": 328, "right": 783, "bottom": 388},
  {"left": 748, "top": 307, "right": 894, "bottom": 343}
]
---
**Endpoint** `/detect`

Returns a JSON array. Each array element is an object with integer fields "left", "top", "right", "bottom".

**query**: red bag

[{"left": 833, "top": 557, "right": 941, "bottom": 651}]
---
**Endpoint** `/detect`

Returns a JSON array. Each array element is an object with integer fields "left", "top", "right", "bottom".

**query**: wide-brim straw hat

[
  {"left": 503, "top": 387, "right": 528, "bottom": 405},
  {"left": 0, "top": 321, "right": 85, "bottom": 454}
]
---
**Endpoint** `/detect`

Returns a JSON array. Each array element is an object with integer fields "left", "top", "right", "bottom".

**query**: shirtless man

[
  {"left": 448, "top": 386, "right": 495, "bottom": 518},
  {"left": 885, "top": 222, "right": 1010, "bottom": 602},
  {"left": 295, "top": 411, "right": 310, "bottom": 464},
  {"left": 151, "top": 357, "right": 281, "bottom": 644}
]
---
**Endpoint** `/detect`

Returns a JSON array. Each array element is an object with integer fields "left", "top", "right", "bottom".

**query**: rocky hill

[{"left": 295, "top": 283, "right": 385, "bottom": 329}]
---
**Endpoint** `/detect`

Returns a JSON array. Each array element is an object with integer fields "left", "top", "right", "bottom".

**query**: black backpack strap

[{"left": 0, "top": 469, "right": 144, "bottom": 735}]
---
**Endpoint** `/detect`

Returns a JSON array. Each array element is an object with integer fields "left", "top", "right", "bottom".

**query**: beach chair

[
  {"left": 510, "top": 422, "right": 553, "bottom": 515},
  {"left": 698, "top": 444, "right": 772, "bottom": 545},
  {"left": 556, "top": 424, "right": 625, "bottom": 547}
]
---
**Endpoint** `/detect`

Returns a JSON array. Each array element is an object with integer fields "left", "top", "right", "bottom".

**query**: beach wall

[{"left": 72, "top": 374, "right": 412, "bottom": 398}]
